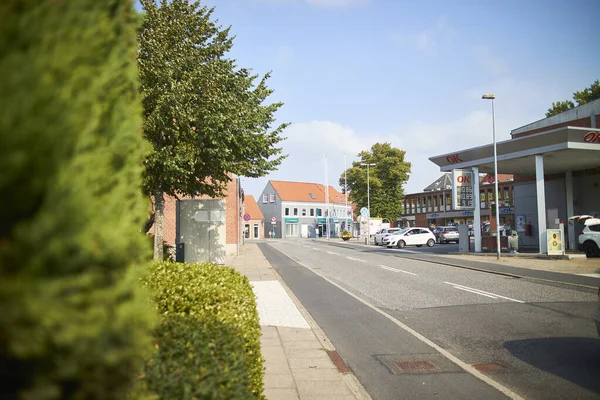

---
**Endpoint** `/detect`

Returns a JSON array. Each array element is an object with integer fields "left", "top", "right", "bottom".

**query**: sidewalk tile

[
  {"left": 264, "top": 388, "right": 300, "bottom": 400},
  {"left": 264, "top": 374, "right": 296, "bottom": 389}
]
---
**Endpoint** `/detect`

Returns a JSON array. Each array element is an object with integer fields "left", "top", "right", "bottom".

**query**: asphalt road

[{"left": 260, "top": 240, "right": 600, "bottom": 400}]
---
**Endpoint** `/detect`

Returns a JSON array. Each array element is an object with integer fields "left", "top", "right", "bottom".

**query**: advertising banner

[{"left": 547, "top": 228, "right": 564, "bottom": 256}]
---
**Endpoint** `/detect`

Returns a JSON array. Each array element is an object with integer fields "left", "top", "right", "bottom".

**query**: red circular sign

[
  {"left": 271, "top": 216, "right": 277, "bottom": 222},
  {"left": 243, "top": 213, "right": 251, "bottom": 221}
]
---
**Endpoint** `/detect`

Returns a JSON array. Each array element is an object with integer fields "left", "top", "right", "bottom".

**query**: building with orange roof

[
  {"left": 258, "top": 180, "right": 353, "bottom": 238},
  {"left": 242, "top": 195, "right": 264, "bottom": 240}
]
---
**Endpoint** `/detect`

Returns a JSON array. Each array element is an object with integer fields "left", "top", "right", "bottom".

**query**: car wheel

[
  {"left": 583, "top": 242, "right": 600, "bottom": 258},
  {"left": 427, "top": 239, "right": 435, "bottom": 247},
  {"left": 397, "top": 240, "right": 406, "bottom": 249}
]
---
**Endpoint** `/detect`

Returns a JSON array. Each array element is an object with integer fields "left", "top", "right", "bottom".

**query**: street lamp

[
  {"left": 360, "top": 162, "right": 376, "bottom": 244},
  {"left": 482, "top": 93, "right": 501, "bottom": 260}
]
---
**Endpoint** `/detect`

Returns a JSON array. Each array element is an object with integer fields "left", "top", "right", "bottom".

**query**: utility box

[{"left": 458, "top": 224, "right": 469, "bottom": 253}]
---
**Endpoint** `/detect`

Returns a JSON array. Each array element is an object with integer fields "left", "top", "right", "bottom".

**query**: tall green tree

[
  {"left": 340, "top": 143, "right": 411, "bottom": 222},
  {"left": 0, "top": 0, "right": 154, "bottom": 398},
  {"left": 546, "top": 80, "right": 600, "bottom": 117},
  {"left": 138, "top": 0, "right": 287, "bottom": 260}
]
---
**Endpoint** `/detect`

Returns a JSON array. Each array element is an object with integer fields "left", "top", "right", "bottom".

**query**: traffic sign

[
  {"left": 271, "top": 216, "right": 277, "bottom": 223},
  {"left": 243, "top": 213, "right": 251, "bottom": 221},
  {"left": 360, "top": 207, "right": 369, "bottom": 218},
  {"left": 333, "top": 216, "right": 339, "bottom": 222}
]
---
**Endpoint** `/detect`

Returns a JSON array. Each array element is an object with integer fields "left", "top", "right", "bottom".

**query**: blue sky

[{"left": 139, "top": 0, "right": 600, "bottom": 198}]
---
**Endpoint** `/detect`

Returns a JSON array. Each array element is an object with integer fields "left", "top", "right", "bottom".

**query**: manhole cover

[
  {"left": 373, "top": 354, "right": 462, "bottom": 375},
  {"left": 472, "top": 363, "right": 505, "bottom": 372},
  {"left": 396, "top": 360, "right": 439, "bottom": 371}
]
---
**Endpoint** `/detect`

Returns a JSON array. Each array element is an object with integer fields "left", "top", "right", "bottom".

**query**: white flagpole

[
  {"left": 344, "top": 153, "right": 348, "bottom": 231},
  {"left": 325, "top": 153, "right": 330, "bottom": 240}
]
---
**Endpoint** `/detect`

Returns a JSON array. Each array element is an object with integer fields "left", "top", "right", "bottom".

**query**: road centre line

[
  {"left": 452, "top": 286, "right": 497, "bottom": 299},
  {"left": 379, "top": 265, "right": 417, "bottom": 276},
  {"left": 346, "top": 256, "right": 367, "bottom": 263},
  {"left": 444, "top": 282, "right": 525, "bottom": 303},
  {"left": 326, "top": 251, "right": 340, "bottom": 255}
]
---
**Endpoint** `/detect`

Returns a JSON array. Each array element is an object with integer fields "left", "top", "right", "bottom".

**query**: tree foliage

[
  {"left": 340, "top": 143, "right": 411, "bottom": 221},
  {"left": 138, "top": 0, "right": 287, "bottom": 259},
  {"left": 546, "top": 80, "right": 600, "bottom": 117},
  {"left": 0, "top": 0, "right": 154, "bottom": 398}
]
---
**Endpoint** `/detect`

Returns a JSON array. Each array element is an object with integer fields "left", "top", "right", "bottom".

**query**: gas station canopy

[{"left": 429, "top": 127, "right": 600, "bottom": 175}]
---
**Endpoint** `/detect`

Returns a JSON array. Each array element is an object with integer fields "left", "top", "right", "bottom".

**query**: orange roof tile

[
  {"left": 270, "top": 180, "right": 348, "bottom": 204},
  {"left": 243, "top": 195, "right": 264, "bottom": 220}
]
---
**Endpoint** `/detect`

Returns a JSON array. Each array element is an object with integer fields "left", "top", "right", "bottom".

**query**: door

[
  {"left": 403, "top": 229, "right": 418, "bottom": 245},
  {"left": 301, "top": 224, "right": 309, "bottom": 238},
  {"left": 244, "top": 224, "right": 250, "bottom": 239},
  {"left": 253, "top": 224, "right": 259, "bottom": 239}
]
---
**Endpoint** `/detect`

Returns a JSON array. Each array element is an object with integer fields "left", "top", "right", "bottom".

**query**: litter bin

[{"left": 176, "top": 243, "right": 185, "bottom": 262}]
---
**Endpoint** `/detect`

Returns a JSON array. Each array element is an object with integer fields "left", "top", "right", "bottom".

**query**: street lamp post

[
  {"left": 482, "top": 93, "right": 501, "bottom": 260},
  {"left": 360, "top": 162, "right": 376, "bottom": 245}
]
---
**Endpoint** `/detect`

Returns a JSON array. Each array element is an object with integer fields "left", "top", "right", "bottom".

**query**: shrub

[
  {"left": 142, "top": 262, "right": 264, "bottom": 399},
  {"left": 0, "top": 1, "right": 154, "bottom": 398},
  {"left": 145, "top": 316, "right": 252, "bottom": 400}
]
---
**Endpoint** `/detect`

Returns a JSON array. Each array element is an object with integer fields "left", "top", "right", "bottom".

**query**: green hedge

[
  {"left": 142, "top": 262, "right": 264, "bottom": 399},
  {"left": 0, "top": 1, "right": 154, "bottom": 399}
]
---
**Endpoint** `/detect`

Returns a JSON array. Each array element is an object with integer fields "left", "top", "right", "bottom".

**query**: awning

[{"left": 429, "top": 127, "right": 600, "bottom": 175}]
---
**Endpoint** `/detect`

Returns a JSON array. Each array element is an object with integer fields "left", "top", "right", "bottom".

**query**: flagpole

[
  {"left": 325, "top": 153, "right": 329, "bottom": 240},
  {"left": 344, "top": 153, "right": 348, "bottom": 232}
]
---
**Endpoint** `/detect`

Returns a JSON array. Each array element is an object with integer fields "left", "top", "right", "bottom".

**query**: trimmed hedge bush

[
  {"left": 0, "top": 1, "right": 155, "bottom": 399},
  {"left": 142, "top": 262, "right": 264, "bottom": 399},
  {"left": 145, "top": 316, "right": 252, "bottom": 399}
]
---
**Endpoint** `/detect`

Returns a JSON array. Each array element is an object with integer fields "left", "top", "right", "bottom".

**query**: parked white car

[
  {"left": 374, "top": 228, "right": 401, "bottom": 245},
  {"left": 386, "top": 227, "right": 436, "bottom": 249},
  {"left": 569, "top": 215, "right": 600, "bottom": 258}
]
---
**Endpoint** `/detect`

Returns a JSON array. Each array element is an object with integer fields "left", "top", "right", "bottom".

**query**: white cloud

[
  {"left": 255, "top": 0, "right": 369, "bottom": 7},
  {"left": 305, "top": 0, "right": 369, "bottom": 7},
  {"left": 241, "top": 78, "right": 554, "bottom": 199},
  {"left": 472, "top": 45, "right": 509, "bottom": 76},
  {"left": 391, "top": 16, "right": 458, "bottom": 53}
]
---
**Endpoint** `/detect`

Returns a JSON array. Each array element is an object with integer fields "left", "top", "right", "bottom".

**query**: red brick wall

[
  {"left": 149, "top": 177, "right": 241, "bottom": 247},
  {"left": 512, "top": 117, "right": 590, "bottom": 138},
  {"left": 225, "top": 178, "right": 240, "bottom": 245}
]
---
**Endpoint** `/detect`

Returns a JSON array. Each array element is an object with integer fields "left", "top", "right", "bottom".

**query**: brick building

[
  {"left": 399, "top": 173, "right": 514, "bottom": 229},
  {"left": 242, "top": 195, "right": 264, "bottom": 240}
]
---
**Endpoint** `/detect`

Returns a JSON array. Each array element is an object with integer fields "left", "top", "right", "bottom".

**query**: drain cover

[
  {"left": 374, "top": 354, "right": 463, "bottom": 375},
  {"left": 472, "top": 363, "right": 505, "bottom": 372},
  {"left": 396, "top": 360, "right": 439, "bottom": 371}
]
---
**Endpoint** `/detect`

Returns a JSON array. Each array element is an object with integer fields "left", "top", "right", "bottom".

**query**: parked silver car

[{"left": 432, "top": 226, "right": 459, "bottom": 243}]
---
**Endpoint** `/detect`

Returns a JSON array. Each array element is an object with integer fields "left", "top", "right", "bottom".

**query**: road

[{"left": 259, "top": 239, "right": 600, "bottom": 400}]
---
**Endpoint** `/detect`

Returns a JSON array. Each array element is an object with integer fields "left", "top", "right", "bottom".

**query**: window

[
  {"left": 427, "top": 197, "right": 431, "bottom": 207},
  {"left": 316, "top": 208, "right": 322, "bottom": 216},
  {"left": 262, "top": 194, "right": 268, "bottom": 203},
  {"left": 433, "top": 197, "right": 437, "bottom": 206},
  {"left": 310, "top": 208, "right": 315, "bottom": 216},
  {"left": 309, "top": 193, "right": 316, "bottom": 200},
  {"left": 284, "top": 207, "right": 290, "bottom": 216},
  {"left": 269, "top": 193, "right": 275, "bottom": 203},
  {"left": 302, "top": 208, "right": 307, "bottom": 216},
  {"left": 253, "top": 224, "right": 259, "bottom": 239},
  {"left": 504, "top": 189, "right": 510, "bottom": 199},
  {"left": 293, "top": 208, "right": 298, "bottom": 216},
  {"left": 244, "top": 224, "right": 250, "bottom": 239}
]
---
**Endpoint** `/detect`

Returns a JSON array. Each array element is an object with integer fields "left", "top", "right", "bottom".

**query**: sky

[{"left": 139, "top": 0, "right": 600, "bottom": 199}]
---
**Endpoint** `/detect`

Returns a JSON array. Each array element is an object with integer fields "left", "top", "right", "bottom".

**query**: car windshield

[{"left": 394, "top": 228, "right": 410, "bottom": 235}]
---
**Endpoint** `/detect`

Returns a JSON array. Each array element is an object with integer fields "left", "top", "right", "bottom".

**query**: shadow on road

[{"left": 504, "top": 337, "right": 600, "bottom": 395}]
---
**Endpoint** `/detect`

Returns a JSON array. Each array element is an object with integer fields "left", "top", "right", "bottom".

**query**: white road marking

[
  {"left": 578, "top": 273, "right": 600, "bottom": 278},
  {"left": 444, "top": 282, "right": 525, "bottom": 303},
  {"left": 287, "top": 256, "right": 525, "bottom": 400},
  {"left": 452, "top": 286, "right": 498, "bottom": 299},
  {"left": 326, "top": 251, "right": 340, "bottom": 255},
  {"left": 346, "top": 256, "right": 367, "bottom": 263},
  {"left": 379, "top": 265, "right": 417, "bottom": 276},
  {"left": 388, "top": 248, "right": 419, "bottom": 253}
]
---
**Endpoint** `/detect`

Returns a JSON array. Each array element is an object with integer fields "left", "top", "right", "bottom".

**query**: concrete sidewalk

[{"left": 226, "top": 243, "right": 371, "bottom": 400}]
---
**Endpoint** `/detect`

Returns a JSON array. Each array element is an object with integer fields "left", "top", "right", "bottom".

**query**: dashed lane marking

[
  {"left": 379, "top": 265, "right": 417, "bottom": 276},
  {"left": 444, "top": 282, "right": 525, "bottom": 303},
  {"left": 346, "top": 256, "right": 367, "bottom": 263}
]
